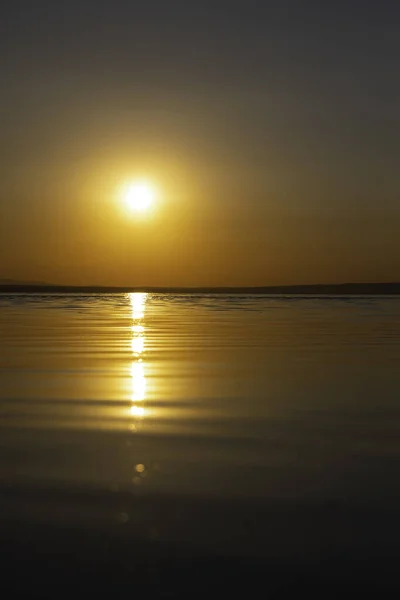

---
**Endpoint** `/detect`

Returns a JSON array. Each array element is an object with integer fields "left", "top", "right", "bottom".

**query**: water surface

[{"left": 1, "top": 293, "right": 400, "bottom": 559}]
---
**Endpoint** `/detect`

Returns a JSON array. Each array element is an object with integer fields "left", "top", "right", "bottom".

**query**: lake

[{"left": 1, "top": 293, "right": 400, "bottom": 591}]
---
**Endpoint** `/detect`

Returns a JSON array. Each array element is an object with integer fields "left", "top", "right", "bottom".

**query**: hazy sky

[{"left": 1, "top": 0, "right": 399, "bottom": 286}]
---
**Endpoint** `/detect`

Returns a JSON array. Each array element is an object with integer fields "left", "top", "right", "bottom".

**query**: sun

[{"left": 123, "top": 182, "right": 155, "bottom": 212}]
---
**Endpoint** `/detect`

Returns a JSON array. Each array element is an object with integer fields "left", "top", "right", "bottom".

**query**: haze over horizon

[{"left": 1, "top": 0, "right": 399, "bottom": 287}]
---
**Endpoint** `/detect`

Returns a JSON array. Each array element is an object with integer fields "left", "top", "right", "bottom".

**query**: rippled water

[
  {"left": 2, "top": 293, "right": 400, "bottom": 564},
  {"left": 1, "top": 293, "right": 400, "bottom": 504}
]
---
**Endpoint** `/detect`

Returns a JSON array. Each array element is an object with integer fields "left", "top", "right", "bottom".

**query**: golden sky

[{"left": 1, "top": 1, "right": 399, "bottom": 286}]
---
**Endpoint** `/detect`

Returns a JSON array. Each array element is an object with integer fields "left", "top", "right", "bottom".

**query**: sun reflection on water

[
  {"left": 131, "top": 292, "right": 146, "bottom": 320},
  {"left": 131, "top": 336, "right": 145, "bottom": 356},
  {"left": 131, "top": 361, "right": 146, "bottom": 402},
  {"left": 130, "top": 405, "right": 145, "bottom": 418},
  {"left": 128, "top": 293, "right": 148, "bottom": 425}
]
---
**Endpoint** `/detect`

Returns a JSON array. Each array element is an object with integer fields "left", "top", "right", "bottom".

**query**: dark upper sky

[{"left": 1, "top": 0, "right": 399, "bottom": 286}]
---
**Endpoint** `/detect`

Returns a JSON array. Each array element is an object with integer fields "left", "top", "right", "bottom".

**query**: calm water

[{"left": 1, "top": 293, "right": 400, "bottom": 559}]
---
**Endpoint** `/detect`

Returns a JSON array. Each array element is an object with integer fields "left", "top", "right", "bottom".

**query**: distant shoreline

[{"left": 1, "top": 283, "right": 400, "bottom": 295}]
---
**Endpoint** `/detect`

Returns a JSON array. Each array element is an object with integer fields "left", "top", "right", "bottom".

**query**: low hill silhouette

[{"left": 1, "top": 282, "right": 400, "bottom": 295}]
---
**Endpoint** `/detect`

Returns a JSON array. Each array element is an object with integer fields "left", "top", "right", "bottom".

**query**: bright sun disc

[{"left": 124, "top": 182, "right": 155, "bottom": 212}]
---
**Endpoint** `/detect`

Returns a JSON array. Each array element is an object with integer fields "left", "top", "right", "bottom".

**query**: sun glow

[{"left": 123, "top": 181, "right": 155, "bottom": 212}]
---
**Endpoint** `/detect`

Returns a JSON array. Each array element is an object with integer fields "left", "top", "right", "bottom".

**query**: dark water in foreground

[{"left": 1, "top": 293, "right": 400, "bottom": 591}]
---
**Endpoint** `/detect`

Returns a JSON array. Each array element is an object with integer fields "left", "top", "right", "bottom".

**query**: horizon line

[{"left": 1, "top": 281, "right": 400, "bottom": 295}]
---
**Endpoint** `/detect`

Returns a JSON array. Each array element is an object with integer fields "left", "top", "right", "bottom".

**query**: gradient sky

[{"left": 1, "top": 0, "right": 399, "bottom": 286}]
